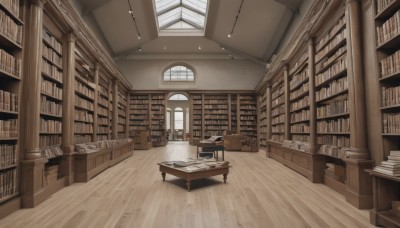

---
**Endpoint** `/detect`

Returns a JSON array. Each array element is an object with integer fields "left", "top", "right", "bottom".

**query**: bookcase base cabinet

[
  {"left": 267, "top": 142, "right": 373, "bottom": 209},
  {"left": 0, "top": 196, "right": 21, "bottom": 220},
  {"left": 75, "top": 149, "right": 112, "bottom": 182},
  {"left": 110, "top": 142, "right": 134, "bottom": 166},
  {"left": 268, "top": 141, "right": 325, "bottom": 183},
  {"left": 369, "top": 171, "right": 400, "bottom": 227},
  {"left": 20, "top": 158, "right": 67, "bottom": 208},
  {"left": 75, "top": 142, "right": 133, "bottom": 182}
]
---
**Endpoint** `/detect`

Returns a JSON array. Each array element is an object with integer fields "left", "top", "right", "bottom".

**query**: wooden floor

[{"left": 1, "top": 142, "right": 373, "bottom": 228}]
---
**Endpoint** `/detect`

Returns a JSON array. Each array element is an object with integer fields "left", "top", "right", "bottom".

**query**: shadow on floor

[{"left": 162, "top": 177, "right": 225, "bottom": 191}]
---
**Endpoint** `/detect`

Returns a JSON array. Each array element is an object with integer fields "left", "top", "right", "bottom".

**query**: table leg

[
  {"left": 186, "top": 180, "right": 191, "bottom": 192},
  {"left": 161, "top": 172, "right": 166, "bottom": 181},
  {"left": 222, "top": 149, "right": 224, "bottom": 161},
  {"left": 223, "top": 174, "right": 227, "bottom": 183}
]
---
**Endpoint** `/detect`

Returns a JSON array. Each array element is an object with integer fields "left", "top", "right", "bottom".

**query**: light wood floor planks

[{"left": 0, "top": 142, "right": 374, "bottom": 228}]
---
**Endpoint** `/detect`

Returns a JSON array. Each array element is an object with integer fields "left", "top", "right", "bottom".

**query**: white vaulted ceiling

[{"left": 72, "top": 0, "right": 308, "bottom": 64}]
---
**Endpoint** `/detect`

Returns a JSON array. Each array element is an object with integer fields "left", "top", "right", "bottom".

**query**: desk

[{"left": 196, "top": 142, "right": 225, "bottom": 161}]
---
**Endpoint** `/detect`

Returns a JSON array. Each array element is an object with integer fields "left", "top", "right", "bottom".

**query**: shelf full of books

[
  {"left": 97, "top": 75, "right": 110, "bottom": 141},
  {"left": 230, "top": 94, "right": 238, "bottom": 132},
  {"left": 289, "top": 51, "right": 310, "bottom": 143},
  {"left": 375, "top": 0, "right": 400, "bottom": 158},
  {"left": 74, "top": 57, "right": 94, "bottom": 144},
  {"left": 270, "top": 75, "right": 285, "bottom": 143},
  {"left": 150, "top": 94, "right": 166, "bottom": 146},
  {"left": 191, "top": 94, "right": 203, "bottom": 140},
  {"left": 259, "top": 90, "right": 268, "bottom": 147},
  {"left": 129, "top": 94, "right": 150, "bottom": 132},
  {"left": 239, "top": 94, "right": 257, "bottom": 143},
  {"left": 203, "top": 94, "right": 229, "bottom": 137},
  {"left": 40, "top": 26, "right": 63, "bottom": 159},
  {"left": 314, "top": 13, "right": 350, "bottom": 160},
  {"left": 117, "top": 88, "right": 127, "bottom": 139},
  {"left": 0, "top": 0, "right": 22, "bottom": 205}
]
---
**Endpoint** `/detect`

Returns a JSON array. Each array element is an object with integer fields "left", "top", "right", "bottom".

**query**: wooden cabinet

[{"left": 368, "top": 170, "right": 400, "bottom": 227}]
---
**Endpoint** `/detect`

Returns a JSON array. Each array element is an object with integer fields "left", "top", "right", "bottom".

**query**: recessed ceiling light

[
  {"left": 137, "top": 34, "right": 141, "bottom": 40},
  {"left": 227, "top": 34, "right": 232, "bottom": 38},
  {"left": 163, "top": 46, "right": 167, "bottom": 51},
  {"left": 138, "top": 48, "right": 142, "bottom": 52},
  {"left": 198, "top": 45, "right": 202, "bottom": 50}
]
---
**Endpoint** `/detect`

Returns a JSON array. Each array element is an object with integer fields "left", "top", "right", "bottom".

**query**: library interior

[{"left": 0, "top": 0, "right": 398, "bottom": 227}]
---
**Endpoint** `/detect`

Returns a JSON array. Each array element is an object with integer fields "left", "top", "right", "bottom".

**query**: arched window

[
  {"left": 169, "top": 93, "right": 189, "bottom": 101},
  {"left": 163, "top": 65, "right": 194, "bottom": 81}
]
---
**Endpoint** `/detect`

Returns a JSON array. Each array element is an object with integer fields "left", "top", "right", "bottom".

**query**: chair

[{"left": 174, "top": 129, "right": 184, "bottom": 141}]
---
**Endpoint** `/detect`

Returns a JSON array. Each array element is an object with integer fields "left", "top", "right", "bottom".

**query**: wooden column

[
  {"left": 344, "top": 0, "right": 373, "bottom": 209},
  {"left": 345, "top": 0, "right": 370, "bottom": 160},
  {"left": 266, "top": 82, "right": 272, "bottom": 157},
  {"left": 93, "top": 63, "right": 99, "bottom": 140},
  {"left": 283, "top": 63, "right": 290, "bottom": 140},
  {"left": 21, "top": 0, "right": 47, "bottom": 208},
  {"left": 112, "top": 79, "right": 118, "bottom": 139},
  {"left": 107, "top": 78, "right": 112, "bottom": 140},
  {"left": 61, "top": 33, "right": 76, "bottom": 185}
]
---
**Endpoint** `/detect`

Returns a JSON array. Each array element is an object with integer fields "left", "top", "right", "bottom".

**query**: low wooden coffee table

[{"left": 158, "top": 161, "right": 230, "bottom": 191}]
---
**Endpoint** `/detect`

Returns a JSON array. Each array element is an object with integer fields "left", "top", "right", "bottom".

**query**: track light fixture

[
  {"left": 228, "top": 0, "right": 244, "bottom": 38},
  {"left": 128, "top": 0, "right": 141, "bottom": 40}
]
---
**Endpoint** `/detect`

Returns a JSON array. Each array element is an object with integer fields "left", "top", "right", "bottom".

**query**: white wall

[{"left": 117, "top": 59, "right": 265, "bottom": 90}]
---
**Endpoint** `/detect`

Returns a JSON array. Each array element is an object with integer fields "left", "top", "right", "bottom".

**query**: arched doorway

[{"left": 167, "top": 93, "right": 189, "bottom": 141}]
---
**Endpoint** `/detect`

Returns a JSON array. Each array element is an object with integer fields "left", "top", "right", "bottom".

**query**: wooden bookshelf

[
  {"left": 270, "top": 74, "right": 285, "bottom": 143},
  {"left": 40, "top": 26, "right": 63, "bottom": 163},
  {"left": 129, "top": 94, "right": 150, "bottom": 132},
  {"left": 259, "top": 89, "right": 268, "bottom": 147},
  {"left": 370, "top": 0, "right": 400, "bottom": 226},
  {"left": 239, "top": 94, "right": 258, "bottom": 146},
  {"left": 74, "top": 50, "right": 95, "bottom": 144},
  {"left": 289, "top": 50, "right": 310, "bottom": 143},
  {"left": 117, "top": 87, "right": 127, "bottom": 139},
  {"left": 230, "top": 94, "right": 238, "bottom": 132},
  {"left": 204, "top": 94, "right": 229, "bottom": 137},
  {"left": 191, "top": 94, "right": 203, "bottom": 141},
  {"left": 150, "top": 93, "right": 167, "bottom": 147},
  {"left": 96, "top": 75, "right": 110, "bottom": 141},
  {"left": 0, "top": 0, "right": 22, "bottom": 217}
]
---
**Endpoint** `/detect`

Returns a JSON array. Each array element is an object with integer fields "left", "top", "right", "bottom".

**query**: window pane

[
  {"left": 163, "top": 65, "right": 194, "bottom": 82},
  {"left": 182, "top": 8, "right": 204, "bottom": 28},
  {"left": 174, "top": 111, "right": 183, "bottom": 129},
  {"left": 158, "top": 7, "right": 181, "bottom": 28},
  {"left": 155, "top": 0, "right": 180, "bottom": 13},
  {"left": 183, "top": 0, "right": 207, "bottom": 14}
]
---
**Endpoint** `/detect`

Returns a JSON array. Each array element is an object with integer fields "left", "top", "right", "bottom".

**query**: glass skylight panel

[
  {"left": 155, "top": 0, "right": 180, "bottom": 13},
  {"left": 182, "top": 7, "right": 204, "bottom": 28},
  {"left": 182, "top": 0, "right": 207, "bottom": 14},
  {"left": 154, "top": 0, "right": 208, "bottom": 33},
  {"left": 164, "top": 66, "right": 194, "bottom": 81},
  {"left": 158, "top": 7, "right": 181, "bottom": 28}
]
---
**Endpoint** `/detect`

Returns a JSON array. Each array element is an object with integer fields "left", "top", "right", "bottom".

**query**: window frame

[{"left": 163, "top": 64, "right": 195, "bottom": 82}]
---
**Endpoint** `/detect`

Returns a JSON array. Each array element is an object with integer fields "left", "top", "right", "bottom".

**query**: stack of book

[{"left": 373, "top": 151, "right": 400, "bottom": 176}]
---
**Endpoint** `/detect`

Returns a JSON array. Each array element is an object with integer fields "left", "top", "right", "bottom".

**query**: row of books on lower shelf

[
  {"left": 41, "top": 96, "right": 61, "bottom": 116},
  {"left": 282, "top": 140, "right": 311, "bottom": 152},
  {"left": 0, "top": 168, "right": 17, "bottom": 200},
  {"left": 0, "top": 9, "right": 22, "bottom": 45},
  {"left": 382, "top": 85, "right": 400, "bottom": 107},
  {"left": 373, "top": 150, "right": 400, "bottom": 176},
  {"left": 1, "top": 49, "right": 20, "bottom": 78},
  {"left": 0, "top": 89, "right": 18, "bottom": 112},
  {"left": 383, "top": 112, "right": 400, "bottom": 134},
  {"left": 0, "top": 144, "right": 16, "bottom": 168},
  {"left": 0, "top": 119, "right": 17, "bottom": 138},
  {"left": 41, "top": 145, "right": 63, "bottom": 159}
]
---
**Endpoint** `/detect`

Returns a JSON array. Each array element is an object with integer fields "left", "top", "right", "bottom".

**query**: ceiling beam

[
  {"left": 82, "top": 0, "right": 113, "bottom": 16},
  {"left": 214, "top": 41, "right": 265, "bottom": 66},
  {"left": 273, "top": 0, "right": 302, "bottom": 13}
]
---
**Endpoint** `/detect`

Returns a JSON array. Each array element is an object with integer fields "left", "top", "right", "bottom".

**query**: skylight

[{"left": 154, "top": 0, "right": 208, "bottom": 35}]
